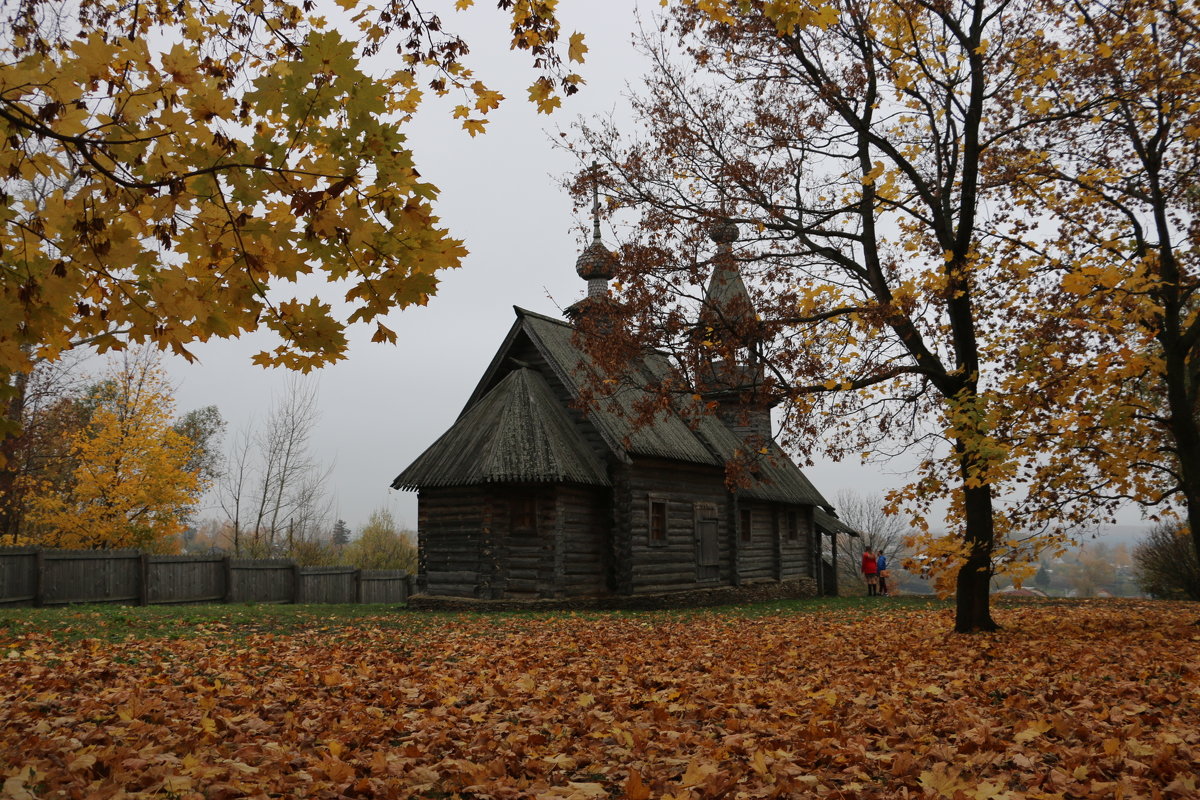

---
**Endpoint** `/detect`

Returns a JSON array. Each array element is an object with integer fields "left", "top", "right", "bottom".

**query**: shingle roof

[
  {"left": 391, "top": 368, "right": 610, "bottom": 490},
  {"left": 396, "top": 306, "right": 834, "bottom": 508},
  {"left": 521, "top": 310, "right": 722, "bottom": 466},
  {"left": 696, "top": 420, "right": 830, "bottom": 506},
  {"left": 517, "top": 308, "right": 830, "bottom": 508}
]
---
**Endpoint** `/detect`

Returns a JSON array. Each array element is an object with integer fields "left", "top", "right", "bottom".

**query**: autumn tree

[
  {"left": 999, "top": 0, "right": 1200, "bottom": 571},
  {"left": 344, "top": 507, "right": 417, "bottom": 572},
  {"left": 20, "top": 351, "right": 205, "bottom": 550},
  {"left": 0, "top": 354, "right": 89, "bottom": 542},
  {"left": 0, "top": 0, "right": 589, "bottom": 477},
  {"left": 570, "top": 0, "right": 1109, "bottom": 631}
]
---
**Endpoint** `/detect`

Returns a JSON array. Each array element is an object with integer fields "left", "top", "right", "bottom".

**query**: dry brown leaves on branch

[{"left": 2, "top": 601, "right": 1198, "bottom": 799}]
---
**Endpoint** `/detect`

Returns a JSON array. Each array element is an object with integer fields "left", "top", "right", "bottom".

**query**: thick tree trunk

[
  {"left": 1171, "top": 416, "right": 1200, "bottom": 601},
  {"left": 955, "top": 476, "right": 999, "bottom": 633},
  {"left": 1157, "top": 279, "right": 1200, "bottom": 601}
]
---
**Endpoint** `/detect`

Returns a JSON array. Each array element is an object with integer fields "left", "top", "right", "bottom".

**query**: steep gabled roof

[
  {"left": 516, "top": 308, "right": 828, "bottom": 508},
  {"left": 391, "top": 368, "right": 610, "bottom": 490},
  {"left": 398, "top": 305, "right": 832, "bottom": 508}
]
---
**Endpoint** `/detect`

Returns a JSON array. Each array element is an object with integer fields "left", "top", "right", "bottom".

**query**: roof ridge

[{"left": 513, "top": 305, "right": 571, "bottom": 328}]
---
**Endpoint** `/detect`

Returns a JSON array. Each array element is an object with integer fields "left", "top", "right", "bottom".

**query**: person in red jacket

[{"left": 862, "top": 548, "right": 879, "bottom": 596}]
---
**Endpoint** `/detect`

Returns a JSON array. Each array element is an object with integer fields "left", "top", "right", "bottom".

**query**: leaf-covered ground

[{"left": 2, "top": 599, "right": 1197, "bottom": 799}]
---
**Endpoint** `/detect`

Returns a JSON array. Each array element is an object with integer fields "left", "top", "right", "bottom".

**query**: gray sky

[{"left": 161, "top": 1, "right": 1146, "bottom": 537}]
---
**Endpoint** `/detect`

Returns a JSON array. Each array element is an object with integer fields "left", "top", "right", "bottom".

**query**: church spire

[
  {"left": 700, "top": 218, "right": 757, "bottom": 337},
  {"left": 696, "top": 217, "right": 774, "bottom": 439},
  {"left": 575, "top": 162, "right": 617, "bottom": 299}
]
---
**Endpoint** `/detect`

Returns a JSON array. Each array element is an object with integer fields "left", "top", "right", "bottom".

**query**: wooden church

[{"left": 392, "top": 211, "right": 856, "bottom": 604}]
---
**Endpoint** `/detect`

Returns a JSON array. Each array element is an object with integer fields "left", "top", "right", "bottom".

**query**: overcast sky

[{"left": 159, "top": 1, "right": 1146, "bottom": 537}]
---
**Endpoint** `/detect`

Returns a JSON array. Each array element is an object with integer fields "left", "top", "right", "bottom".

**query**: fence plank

[
  {"left": 297, "top": 567, "right": 358, "bottom": 604},
  {"left": 358, "top": 570, "right": 410, "bottom": 604}
]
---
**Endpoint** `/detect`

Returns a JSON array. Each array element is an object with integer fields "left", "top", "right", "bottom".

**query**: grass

[
  {"left": 0, "top": 593, "right": 957, "bottom": 644},
  {"left": 0, "top": 602, "right": 430, "bottom": 644}
]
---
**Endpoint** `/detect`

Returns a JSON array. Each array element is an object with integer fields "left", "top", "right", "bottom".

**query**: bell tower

[{"left": 695, "top": 219, "right": 775, "bottom": 439}]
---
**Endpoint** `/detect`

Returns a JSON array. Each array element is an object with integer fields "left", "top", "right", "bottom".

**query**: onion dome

[
  {"left": 709, "top": 219, "right": 740, "bottom": 245},
  {"left": 575, "top": 162, "right": 617, "bottom": 292},
  {"left": 576, "top": 238, "right": 617, "bottom": 280}
]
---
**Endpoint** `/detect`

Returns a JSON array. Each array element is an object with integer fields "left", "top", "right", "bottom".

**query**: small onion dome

[
  {"left": 709, "top": 219, "right": 740, "bottom": 245},
  {"left": 575, "top": 240, "right": 617, "bottom": 280}
]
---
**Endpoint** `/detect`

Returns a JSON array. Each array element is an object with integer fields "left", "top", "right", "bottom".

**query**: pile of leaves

[{"left": 2, "top": 600, "right": 1198, "bottom": 799}]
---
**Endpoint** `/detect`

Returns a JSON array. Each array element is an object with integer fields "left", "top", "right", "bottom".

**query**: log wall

[
  {"left": 417, "top": 486, "right": 485, "bottom": 598},
  {"left": 625, "top": 459, "right": 732, "bottom": 595}
]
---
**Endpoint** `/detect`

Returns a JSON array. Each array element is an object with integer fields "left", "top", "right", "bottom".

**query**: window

[
  {"left": 786, "top": 510, "right": 799, "bottom": 541},
  {"left": 649, "top": 498, "right": 668, "bottom": 545},
  {"left": 740, "top": 507, "right": 752, "bottom": 544},
  {"left": 510, "top": 492, "right": 538, "bottom": 536}
]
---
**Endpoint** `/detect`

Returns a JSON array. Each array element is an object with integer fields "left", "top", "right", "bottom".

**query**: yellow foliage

[
  {"left": 21, "top": 359, "right": 205, "bottom": 550},
  {"left": 0, "top": 0, "right": 578, "bottom": 407}
]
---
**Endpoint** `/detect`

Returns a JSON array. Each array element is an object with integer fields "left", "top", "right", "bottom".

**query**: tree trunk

[
  {"left": 1157, "top": 286, "right": 1200, "bottom": 601},
  {"left": 955, "top": 478, "right": 999, "bottom": 633},
  {"left": 0, "top": 370, "right": 29, "bottom": 543},
  {"left": 1174, "top": 423, "right": 1200, "bottom": 601}
]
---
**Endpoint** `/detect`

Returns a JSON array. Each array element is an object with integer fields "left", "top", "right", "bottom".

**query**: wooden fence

[{"left": 0, "top": 547, "right": 412, "bottom": 607}]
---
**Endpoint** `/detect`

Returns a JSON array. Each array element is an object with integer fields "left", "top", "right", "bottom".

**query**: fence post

[
  {"left": 223, "top": 556, "right": 234, "bottom": 603},
  {"left": 33, "top": 547, "right": 45, "bottom": 607},
  {"left": 291, "top": 562, "right": 302, "bottom": 604},
  {"left": 138, "top": 552, "right": 150, "bottom": 605}
]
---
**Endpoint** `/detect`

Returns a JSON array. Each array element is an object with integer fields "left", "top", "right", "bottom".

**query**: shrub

[{"left": 1133, "top": 522, "right": 1200, "bottom": 600}]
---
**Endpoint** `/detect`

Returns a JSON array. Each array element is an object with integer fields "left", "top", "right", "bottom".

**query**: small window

[
  {"left": 740, "top": 507, "right": 752, "bottom": 544},
  {"left": 787, "top": 510, "right": 799, "bottom": 541},
  {"left": 649, "top": 498, "right": 668, "bottom": 544},
  {"left": 511, "top": 493, "right": 538, "bottom": 535}
]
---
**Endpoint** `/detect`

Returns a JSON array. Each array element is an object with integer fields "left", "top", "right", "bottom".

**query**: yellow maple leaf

[{"left": 568, "top": 32, "right": 588, "bottom": 63}]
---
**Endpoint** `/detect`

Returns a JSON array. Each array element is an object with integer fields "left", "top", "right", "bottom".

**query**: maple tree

[
  {"left": 568, "top": 0, "right": 1113, "bottom": 631},
  {"left": 0, "top": 0, "right": 587, "bottom": 459},
  {"left": 996, "top": 0, "right": 1200, "bottom": 572},
  {"left": 19, "top": 352, "right": 205, "bottom": 550},
  {"left": 1, "top": 600, "right": 1197, "bottom": 798}
]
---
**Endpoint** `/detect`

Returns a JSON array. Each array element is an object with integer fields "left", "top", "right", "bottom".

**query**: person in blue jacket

[{"left": 876, "top": 551, "right": 890, "bottom": 596}]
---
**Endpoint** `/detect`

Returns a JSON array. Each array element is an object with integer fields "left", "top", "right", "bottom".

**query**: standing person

[
  {"left": 862, "top": 548, "right": 878, "bottom": 596},
  {"left": 876, "top": 551, "right": 889, "bottom": 596}
]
